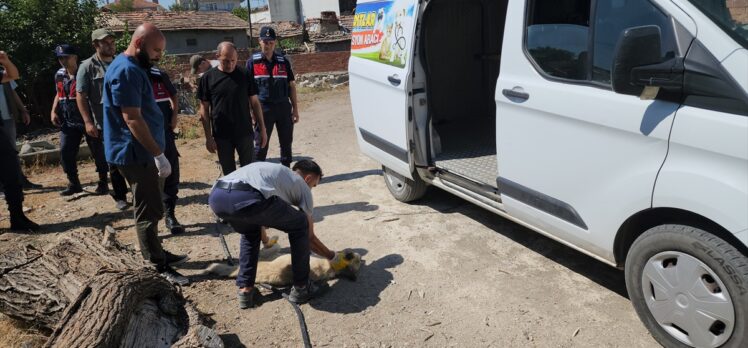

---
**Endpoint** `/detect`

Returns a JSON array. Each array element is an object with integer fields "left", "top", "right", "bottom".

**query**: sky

[{"left": 152, "top": 0, "right": 268, "bottom": 9}]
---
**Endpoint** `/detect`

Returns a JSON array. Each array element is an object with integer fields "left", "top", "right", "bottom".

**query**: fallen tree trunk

[{"left": 0, "top": 228, "right": 222, "bottom": 347}]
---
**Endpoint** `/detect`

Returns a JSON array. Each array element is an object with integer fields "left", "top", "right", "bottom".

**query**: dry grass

[{"left": 0, "top": 315, "right": 47, "bottom": 348}]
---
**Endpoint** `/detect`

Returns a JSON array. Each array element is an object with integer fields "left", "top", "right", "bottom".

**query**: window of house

[
  {"left": 224, "top": 36, "right": 234, "bottom": 43},
  {"left": 525, "top": 0, "right": 678, "bottom": 85},
  {"left": 186, "top": 38, "right": 198, "bottom": 46}
]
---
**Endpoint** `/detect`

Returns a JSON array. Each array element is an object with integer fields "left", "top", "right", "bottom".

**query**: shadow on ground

[{"left": 416, "top": 189, "right": 629, "bottom": 298}]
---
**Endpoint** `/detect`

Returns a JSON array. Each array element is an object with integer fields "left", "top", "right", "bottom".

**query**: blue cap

[
  {"left": 259, "top": 26, "right": 276, "bottom": 41},
  {"left": 54, "top": 44, "right": 77, "bottom": 57}
]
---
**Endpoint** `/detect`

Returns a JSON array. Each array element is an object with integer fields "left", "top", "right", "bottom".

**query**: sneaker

[
  {"left": 94, "top": 181, "right": 109, "bottom": 195},
  {"left": 114, "top": 199, "right": 128, "bottom": 211},
  {"left": 160, "top": 267, "right": 190, "bottom": 286},
  {"left": 287, "top": 280, "right": 329, "bottom": 304},
  {"left": 60, "top": 184, "right": 83, "bottom": 196},
  {"left": 238, "top": 288, "right": 257, "bottom": 309},
  {"left": 165, "top": 214, "right": 185, "bottom": 235},
  {"left": 164, "top": 251, "right": 189, "bottom": 266},
  {"left": 22, "top": 179, "right": 43, "bottom": 190}
]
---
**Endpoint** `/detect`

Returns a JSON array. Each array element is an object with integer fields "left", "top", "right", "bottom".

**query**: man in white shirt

[{"left": 209, "top": 160, "right": 347, "bottom": 308}]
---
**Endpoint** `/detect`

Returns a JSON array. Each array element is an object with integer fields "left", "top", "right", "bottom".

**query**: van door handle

[
  {"left": 502, "top": 88, "right": 530, "bottom": 101},
  {"left": 388, "top": 74, "right": 401, "bottom": 86}
]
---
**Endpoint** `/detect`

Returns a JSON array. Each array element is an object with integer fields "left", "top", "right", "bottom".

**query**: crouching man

[{"left": 208, "top": 160, "right": 347, "bottom": 308}]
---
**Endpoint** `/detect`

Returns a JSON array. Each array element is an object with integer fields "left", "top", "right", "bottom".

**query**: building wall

[
  {"left": 269, "top": 0, "right": 300, "bottom": 22},
  {"left": 176, "top": 0, "right": 242, "bottom": 11},
  {"left": 165, "top": 30, "right": 249, "bottom": 55},
  {"left": 300, "top": 0, "right": 339, "bottom": 19},
  {"left": 728, "top": 0, "right": 748, "bottom": 23}
]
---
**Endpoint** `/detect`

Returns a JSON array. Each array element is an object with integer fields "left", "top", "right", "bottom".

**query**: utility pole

[{"left": 246, "top": 0, "right": 254, "bottom": 52}]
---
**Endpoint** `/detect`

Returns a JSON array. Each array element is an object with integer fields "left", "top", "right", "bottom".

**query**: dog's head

[{"left": 335, "top": 250, "right": 362, "bottom": 281}]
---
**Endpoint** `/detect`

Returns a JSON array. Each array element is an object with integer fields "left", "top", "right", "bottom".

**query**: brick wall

[
  {"left": 286, "top": 51, "right": 350, "bottom": 74},
  {"left": 729, "top": 0, "right": 748, "bottom": 23}
]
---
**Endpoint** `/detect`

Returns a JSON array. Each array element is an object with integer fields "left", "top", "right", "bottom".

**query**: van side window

[
  {"left": 526, "top": 0, "right": 678, "bottom": 85},
  {"left": 526, "top": 0, "right": 591, "bottom": 81},
  {"left": 592, "top": 0, "right": 678, "bottom": 84}
]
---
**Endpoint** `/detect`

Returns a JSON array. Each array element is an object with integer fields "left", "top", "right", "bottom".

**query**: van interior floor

[{"left": 433, "top": 122, "right": 497, "bottom": 188}]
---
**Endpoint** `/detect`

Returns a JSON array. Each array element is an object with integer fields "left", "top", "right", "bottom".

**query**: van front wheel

[
  {"left": 625, "top": 225, "right": 748, "bottom": 348},
  {"left": 382, "top": 167, "right": 428, "bottom": 203}
]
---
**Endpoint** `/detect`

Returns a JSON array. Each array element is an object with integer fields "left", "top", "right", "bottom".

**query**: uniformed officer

[
  {"left": 147, "top": 66, "right": 185, "bottom": 234},
  {"left": 51, "top": 44, "right": 110, "bottom": 196},
  {"left": 247, "top": 27, "right": 300, "bottom": 167}
]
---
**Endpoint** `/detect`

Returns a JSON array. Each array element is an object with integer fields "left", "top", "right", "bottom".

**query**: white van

[{"left": 349, "top": 0, "right": 748, "bottom": 346}]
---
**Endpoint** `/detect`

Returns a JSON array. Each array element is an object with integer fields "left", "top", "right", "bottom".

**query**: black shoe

[
  {"left": 165, "top": 214, "right": 185, "bottom": 235},
  {"left": 94, "top": 181, "right": 109, "bottom": 195},
  {"left": 287, "top": 280, "right": 329, "bottom": 304},
  {"left": 159, "top": 266, "right": 190, "bottom": 286},
  {"left": 238, "top": 288, "right": 257, "bottom": 309},
  {"left": 22, "top": 179, "right": 43, "bottom": 190},
  {"left": 60, "top": 184, "right": 83, "bottom": 196},
  {"left": 10, "top": 213, "right": 39, "bottom": 232},
  {"left": 164, "top": 251, "right": 189, "bottom": 266}
]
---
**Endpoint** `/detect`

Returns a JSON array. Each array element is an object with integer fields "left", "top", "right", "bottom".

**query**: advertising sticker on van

[{"left": 351, "top": 0, "right": 416, "bottom": 68}]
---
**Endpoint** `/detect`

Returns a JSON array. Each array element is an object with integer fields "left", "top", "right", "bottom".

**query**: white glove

[{"left": 154, "top": 153, "right": 172, "bottom": 179}]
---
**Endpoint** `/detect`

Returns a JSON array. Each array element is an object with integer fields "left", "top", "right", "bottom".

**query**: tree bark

[{"left": 0, "top": 228, "right": 223, "bottom": 348}]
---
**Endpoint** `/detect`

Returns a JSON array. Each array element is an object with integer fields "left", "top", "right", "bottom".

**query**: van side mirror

[{"left": 611, "top": 25, "right": 683, "bottom": 97}]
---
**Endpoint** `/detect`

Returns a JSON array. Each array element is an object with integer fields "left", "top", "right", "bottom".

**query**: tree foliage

[
  {"left": 0, "top": 0, "right": 100, "bottom": 120},
  {"left": 169, "top": 1, "right": 198, "bottom": 12},
  {"left": 107, "top": 0, "right": 134, "bottom": 13},
  {"left": 232, "top": 6, "right": 249, "bottom": 21}
]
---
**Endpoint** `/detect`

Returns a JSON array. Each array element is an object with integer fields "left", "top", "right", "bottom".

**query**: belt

[{"left": 215, "top": 180, "right": 257, "bottom": 192}]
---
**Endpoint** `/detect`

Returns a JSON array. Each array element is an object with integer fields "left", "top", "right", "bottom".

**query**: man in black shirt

[{"left": 198, "top": 42, "right": 267, "bottom": 175}]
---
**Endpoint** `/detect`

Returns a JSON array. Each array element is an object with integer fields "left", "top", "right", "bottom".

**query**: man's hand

[
  {"left": 51, "top": 112, "right": 61, "bottom": 127},
  {"left": 0, "top": 51, "right": 9, "bottom": 64},
  {"left": 259, "top": 127, "right": 268, "bottom": 148},
  {"left": 85, "top": 122, "right": 100, "bottom": 138},
  {"left": 21, "top": 111, "right": 30, "bottom": 126},
  {"left": 154, "top": 153, "right": 172, "bottom": 178},
  {"left": 206, "top": 137, "right": 217, "bottom": 153},
  {"left": 292, "top": 109, "right": 300, "bottom": 124}
]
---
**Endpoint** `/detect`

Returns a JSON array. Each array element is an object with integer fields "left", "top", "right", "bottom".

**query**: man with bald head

[
  {"left": 103, "top": 23, "right": 189, "bottom": 285},
  {"left": 198, "top": 41, "right": 267, "bottom": 175}
]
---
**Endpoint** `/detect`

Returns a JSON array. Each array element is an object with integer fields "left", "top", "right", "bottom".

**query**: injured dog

[{"left": 202, "top": 247, "right": 362, "bottom": 287}]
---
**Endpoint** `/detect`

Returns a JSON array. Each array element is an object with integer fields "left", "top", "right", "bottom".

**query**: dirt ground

[{"left": 0, "top": 88, "right": 659, "bottom": 347}]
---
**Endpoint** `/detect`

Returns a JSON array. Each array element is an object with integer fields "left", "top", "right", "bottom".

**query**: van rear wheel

[
  {"left": 625, "top": 225, "right": 748, "bottom": 348},
  {"left": 382, "top": 166, "right": 428, "bottom": 203}
]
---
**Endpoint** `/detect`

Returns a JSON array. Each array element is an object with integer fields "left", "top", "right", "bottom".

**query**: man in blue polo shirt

[{"left": 103, "top": 23, "right": 188, "bottom": 285}]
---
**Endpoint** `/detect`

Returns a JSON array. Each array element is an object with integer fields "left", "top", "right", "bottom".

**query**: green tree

[
  {"left": 232, "top": 6, "right": 249, "bottom": 21},
  {"left": 170, "top": 0, "right": 198, "bottom": 12},
  {"left": 108, "top": 0, "right": 134, "bottom": 12},
  {"left": 116, "top": 21, "right": 132, "bottom": 53},
  {"left": 0, "top": 0, "right": 100, "bottom": 123}
]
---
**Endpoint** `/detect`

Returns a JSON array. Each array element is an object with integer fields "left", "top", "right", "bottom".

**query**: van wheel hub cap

[{"left": 641, "top": 251, "right": 735, "bottom": 347}]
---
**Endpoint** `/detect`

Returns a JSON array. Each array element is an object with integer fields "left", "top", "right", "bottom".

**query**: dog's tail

[{"left": 200, "top": 262, "right": 238, "bottom": 278}]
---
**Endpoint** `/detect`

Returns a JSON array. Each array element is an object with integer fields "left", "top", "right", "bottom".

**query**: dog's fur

[{"left": 202, "top": 246, "right": 362, "bottom": 286}]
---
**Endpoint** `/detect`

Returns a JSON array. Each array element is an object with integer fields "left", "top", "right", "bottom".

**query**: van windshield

[{"left": 689, "top": 0, "right": 748, "bottom": 49}]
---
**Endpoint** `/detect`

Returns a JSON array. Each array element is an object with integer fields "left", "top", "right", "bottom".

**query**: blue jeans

[{"left": 208, "top": 186, "right": 310, "bottom": 288}]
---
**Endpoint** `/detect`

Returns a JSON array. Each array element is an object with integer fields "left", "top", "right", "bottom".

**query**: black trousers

[
  {"left": 208, "top": 186, "right": 310, "bottom": 288},
  {"left": 60, "top": 126, "right": 108, "bottom": 180},
  {"left": 117, "top": 162, "right": 166, "bottom": 268},
  {"left": 162, "top": 132, "right": 180, "bottom": 211},
  {"left": 255, "top": 102, "right": 293, "bottom": 167},
  {"left": 88, "top": 134, "right": 128, "bottom": 200},
  {"left": 0, "top": 128, "right": 23, "bottom": 210},
  {"left": 215, "top": 135, "right": 253, "bottom": 175}
]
